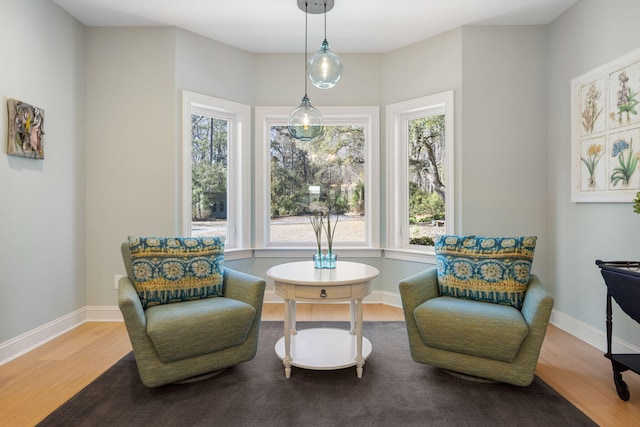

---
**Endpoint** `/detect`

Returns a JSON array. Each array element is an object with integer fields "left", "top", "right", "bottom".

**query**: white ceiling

[{"left": 52, "top": 0, "right": 578, "bottom": 53}]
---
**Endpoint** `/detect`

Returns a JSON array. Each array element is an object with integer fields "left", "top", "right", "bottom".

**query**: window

[
  {"left": 181, "top": 91, "right": 250, "bottom": 253},
  {"left": 386, "top": 91, "right": 454, "bottom": 260},
  {"left": 190, "top": 114, "right": 228, "bottom": 238},
  {"left": 255, "top": 107, "right": 380, "bottom": 254}
]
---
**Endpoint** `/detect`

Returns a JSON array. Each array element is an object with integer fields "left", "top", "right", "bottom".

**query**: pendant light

[
  {"left": 308, "top": 1, "right": 342, "bottom": 89},
  {"left": 288, "top": 1, "right": 324, "bottom": 141}
]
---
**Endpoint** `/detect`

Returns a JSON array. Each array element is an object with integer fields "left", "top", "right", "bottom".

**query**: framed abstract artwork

[
  {"left": 571, "top": 47, "right": 640, "bottom": 202},
  {"left": 7, "top": 98, "right": 45, "bottom": 159}
]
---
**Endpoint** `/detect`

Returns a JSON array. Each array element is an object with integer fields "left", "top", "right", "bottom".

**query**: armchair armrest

[
  {"left": 118, "top": 276, "right": 147, "bottom": 331},
  {"left": 399, "top": 267, "right": 439, "bottom": 310},
  {"left": 520, "top": 274, "right": 554, "bottom": 330},
  {"left": 398, "top": 267, "right": 439, "bottom": 360},
  {"left": 399, "top": 267, "right": 439, "bottom": 328},
  {"left": 223, "top": 268, "right": 266, "bottom": 312}
]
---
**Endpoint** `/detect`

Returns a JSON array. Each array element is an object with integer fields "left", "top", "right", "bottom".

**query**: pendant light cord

[
  {"left": 323, "top": 2, "right": 327, "bottom": 43},
  {"left": 304, "top": 2, "right": 308, "bottom": 97}
]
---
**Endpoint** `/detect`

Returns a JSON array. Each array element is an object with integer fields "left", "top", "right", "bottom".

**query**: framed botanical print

[{"left": 571, "top": 47, "right": 640, "bottom": 202}]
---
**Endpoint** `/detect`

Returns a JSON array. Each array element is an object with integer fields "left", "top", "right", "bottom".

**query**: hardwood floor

[{"left": 1, "top": 304, "right": 639, "bottom": 426}]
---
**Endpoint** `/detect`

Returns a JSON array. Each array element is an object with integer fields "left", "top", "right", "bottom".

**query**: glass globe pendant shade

[
  {"left": 287, "top": 95, "right": 324, "bottom": 141},
  {"left": 308, "top": 39, "right": 343, "bottom": 89}
]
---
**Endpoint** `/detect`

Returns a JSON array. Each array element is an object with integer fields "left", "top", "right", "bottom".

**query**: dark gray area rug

[{"left": 39, "top": 321, "right": 596, "bottom": 427}]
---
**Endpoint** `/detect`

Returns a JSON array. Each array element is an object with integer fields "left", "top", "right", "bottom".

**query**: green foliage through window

[
  {"left": 191, "top": 114, "right": 228, "bottom": 221},
  {"left": 269, "top": 125, "right": 366, "bottom": 244},
  {"left": 270, "top": 125, "right": 364, "bottom": 217},
  {"left": 408, "top": 115, "right": 446, "bottom": 246}
]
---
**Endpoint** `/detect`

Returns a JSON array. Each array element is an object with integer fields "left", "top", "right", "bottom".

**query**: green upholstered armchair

[
  {"left": 119, "top": 238, "right": 266, "bottom": 387},
  {"left": 399, "top": 267, "right": 554, "bottom": 386},
  {"left": 399, "top": 235, "right": 554, "bottom": 386}
]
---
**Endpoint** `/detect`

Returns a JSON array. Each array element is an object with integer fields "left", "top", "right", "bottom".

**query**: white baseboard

[
  {"left": 0, "top": 306, "right": 123, "bottom": 366},
  {"left": 0, "top": 308, "right": 86, "bottom": 366},
  {"left": 549, "top": 308, "right": 640, "bottom": 354},
  {"left": 86, "top": 306, "right": 123, "bottom": 322},
  {"left": 3, "top": 299, "right": 637, "bottom": 367}
]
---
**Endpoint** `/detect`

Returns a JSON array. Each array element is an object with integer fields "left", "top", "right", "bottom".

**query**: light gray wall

[
  {"left": 379, "top": 30, "right": 463, "bottom": 293},
  {"left": 7, "top": 0, "right": 640, "bottom": 350},
  {"left": 0, "top": 0, "right": 86, "bottom": 342},
  {"left": 460, "top": 26, "right": 549, "bottom": 283},
  {"left": 547, "top": 0, "right": 640, "bottom": 346},
  {"left": 175, "top": 29, "right": 254, "bottom": 106},
  {"left": 379, "top": 27, "right": 551, "bottom": 294},
  {"left": 382, "top": 29, "right": 462, "bottom": 106},
  {"left": 85, "top": 27, "right": 177, "bottom": 306},
  {"left": 252, "top": 53, "right": 383, "bottom": 107}
]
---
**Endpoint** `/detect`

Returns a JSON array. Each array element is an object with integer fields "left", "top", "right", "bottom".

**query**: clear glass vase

[
  {"left": 323, "top": 251, "right": 337, "bottom": 269},
  {"left": 313, "top": 251, "right": 323, "bottom": 269}
]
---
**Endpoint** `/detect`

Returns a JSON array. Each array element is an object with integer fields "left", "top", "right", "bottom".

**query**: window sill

[
  {"left": 224, "top": 248, "right": 254, "bottom": 260},
  {"left": 227, "top": 248, "right": 436, "bottom": 264},
  {"left": 253, "top": 247, "right": 383, "bottom": 258},
  {"left": 384, "top": 248, "right": 436, "bottom": 264}
]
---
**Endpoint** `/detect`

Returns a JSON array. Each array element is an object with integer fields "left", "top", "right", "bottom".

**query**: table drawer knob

[{"left": 320, "top": 289, "right": 327, "bottom": 298}]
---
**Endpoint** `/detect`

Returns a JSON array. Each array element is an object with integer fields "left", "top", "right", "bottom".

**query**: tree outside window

[
  {"left": 408, "top": 115, "right": 446, "bottom": 246},
  {"left": 255, "top": 106, "right": 379, "bottom": 251},
  {"left": 269, "top": 124, "right": 366, "bottom": 244},
  {"left": 190, "top": 114, "right": 228, "bottom": 240},
  {"left": 386, "top": 91, "right": 454, "bottom": 257},
  {"left": 182, "top": 92, "right": 250, "bottom": 251}
]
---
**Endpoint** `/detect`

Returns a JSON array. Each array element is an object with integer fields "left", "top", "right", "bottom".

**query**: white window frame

[
  {"left": 254, "top": 106, "right": 381, "bottom": 258},
  {"left": 385, "top": 91, "right": 454, "bottom": 263},
  {"left": 181, "top": 91, "right": 251, "bottom": 258}
]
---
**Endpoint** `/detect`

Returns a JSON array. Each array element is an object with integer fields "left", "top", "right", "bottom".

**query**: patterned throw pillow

[
  {"left": 434, "top": 235, "right": 536, "bottom": 309},
  {"left": 127, "top": 236, "right": 225, "bottom": 309}
]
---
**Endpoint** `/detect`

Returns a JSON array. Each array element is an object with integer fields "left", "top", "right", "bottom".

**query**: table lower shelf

[{"left": 274, "top": 328, "right": 372, "bottom": 370}]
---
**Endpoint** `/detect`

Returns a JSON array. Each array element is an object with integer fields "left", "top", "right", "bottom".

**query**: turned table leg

[
  {"left": 283, "top": 299, "right": 293, "bottom": 378},
  {"left": 355, "top": 298, "right": 365, "bottom": 378},
  {"left": 349, "top": 300, "right": 356, "bottom": 335}
]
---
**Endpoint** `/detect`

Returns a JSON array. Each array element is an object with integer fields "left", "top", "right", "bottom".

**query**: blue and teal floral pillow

[
  {"left": 127, "top": 236, "right": 224, "bottom": 309},
  {"left": 434, "top": 235, "right": 536, "bottom": 309}
]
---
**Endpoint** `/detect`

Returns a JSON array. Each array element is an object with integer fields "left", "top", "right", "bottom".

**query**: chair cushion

[
  {"left": 414, "top": 296, "right": 529, "bottom": 362},
  {"left": 127, "top": 236, "right": 225, "bottom": 309},
  {"left": 145, "top": 297, "right": 256, "bottom": 363},
  {"left": 435, "top": 235, "right": 536, "bottom": 309}
]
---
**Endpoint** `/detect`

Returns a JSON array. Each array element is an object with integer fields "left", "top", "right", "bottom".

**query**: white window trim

[
  {"left": 254, "top": 106, "right": 380, "bottom": 256},
  {"left": 385, "top": 91, "right": 454, "bottom": 262},
  {"left": 181, "top": 91, "right": 251, "bottom": 255}
]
